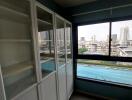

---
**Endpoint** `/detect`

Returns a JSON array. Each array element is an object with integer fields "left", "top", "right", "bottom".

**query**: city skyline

[{"left": 78, "top": 20, "right": 132, "bottom": 41}]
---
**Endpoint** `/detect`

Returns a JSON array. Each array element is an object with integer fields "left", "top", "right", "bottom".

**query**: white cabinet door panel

[
  {"left": 40, "top": 72, "right": 57, "bottom": 100},
  {"left": 58, "top": 66, "right": 67, "bottom": 100},
  {"left": 13, "top": 86, "right": 38, "bottom": 100},
  {"left": 66, "top": 62, "right": 73, "bottom": 99}
]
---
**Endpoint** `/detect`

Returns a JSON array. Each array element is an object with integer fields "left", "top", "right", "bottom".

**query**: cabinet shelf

[
  {"left": 38, "top": 19, "right": 52, "bottom": 26},
  {"left": 2, "top": 62, "right": 33, "bottom": 79},
  {"left": 57, "top": 50, "right": 65, "bottom": 54},
  {"left": 0, "top": 39, "right": 31, "bottom": 43},
  {"left": 0, "top": 5, "right": 29, "bottom": 18},
  {"left": 40, "top": 40, "right": 52, "bottom": 42},
  {"left": 38, "top": 18, "right": 53, "bottom": 31},
  {"left": 40, "top": 49, "right": 54, "bottom": 53}
]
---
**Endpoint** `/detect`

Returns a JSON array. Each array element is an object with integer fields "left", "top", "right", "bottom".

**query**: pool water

[
  {"left": 41, "top": 60, "right": 55, "bottom": 71},
  {"left": 77, "top": 64, "right": 132, "bottom": 85}
]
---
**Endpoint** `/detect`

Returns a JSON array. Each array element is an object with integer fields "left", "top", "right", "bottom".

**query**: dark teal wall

[
  {"left": 68, "top": 0, "right": 132, "bottom": 24},
  {"left": 76, "top": 79, "right": 132, "bottom": 100},
  {"left": 37, "top": 0, "right": 71, "bottom": 21}
]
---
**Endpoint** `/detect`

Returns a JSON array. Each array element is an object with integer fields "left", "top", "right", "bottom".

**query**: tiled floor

[{"left": 70, "top": 92, "right": 109, "bottom": 100}]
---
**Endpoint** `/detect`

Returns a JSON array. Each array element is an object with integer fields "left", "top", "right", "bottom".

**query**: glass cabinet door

[
  {"left": 36, "top": 6, "right": 55, "bottom": 78},
  {"left": 65, "top": 23, "right": 72, "bottom": 62},
  {"left": 0, "top": 0, "right": 36, "bottom": 99},
  {"left": 56, "top": 17, "right": 66, "bottom": 67}
]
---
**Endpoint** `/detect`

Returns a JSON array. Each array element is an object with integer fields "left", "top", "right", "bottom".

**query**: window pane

[
  {"left": 78, "top": 23, "right": 109, "bottom": 55},
  {"left": 37, "top": 6, "right": 55, "bottom": 78},
  {"left": 111, "top": 20, "right": 132, "bottom": 57},
  {"left": 77, "top": 59, "right": 132, "bottom": 85},
  {"left": 56, "top": 17, "right": 65, "bottom": 67},
  {"left": 65, "top": 23, "right": 72, "bottom": 62}
]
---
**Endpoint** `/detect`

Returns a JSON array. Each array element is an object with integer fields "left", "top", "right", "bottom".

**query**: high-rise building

[
  {"left": 91, "top": 35, "right": 96, "bottom": 43},
  {"left": 79, "top": 37, "right": 86, "bottom": 48},
  {"left": 119, "top": 27, "right": 129, "bottom": 47},
  {"left": 80, "top": 37, "right": 85, "bottom": 41},
  {"left": 111, "top": 34, "right": 117, "bottom": 43}
]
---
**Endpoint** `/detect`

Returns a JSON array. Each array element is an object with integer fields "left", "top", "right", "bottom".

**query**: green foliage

[{"left": 79, "top": 48, "right": 87, "bottom": 54}]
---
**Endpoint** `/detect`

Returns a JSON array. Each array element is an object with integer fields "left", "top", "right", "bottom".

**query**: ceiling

[{"left": 54, "top": 0, "right": 97, "bottom": 7}]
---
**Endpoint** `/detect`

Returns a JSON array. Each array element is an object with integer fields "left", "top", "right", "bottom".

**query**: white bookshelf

[
  {"left": 0, "top": 1, "right": 73, "bottom": 100},
  {"left": 0, "top": 0, "right": 37, "bottom": 100}
]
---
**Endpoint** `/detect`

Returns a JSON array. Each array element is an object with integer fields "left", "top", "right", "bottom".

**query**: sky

[{"left": 78, "top": 20, "right": 132, "bottom": 41}]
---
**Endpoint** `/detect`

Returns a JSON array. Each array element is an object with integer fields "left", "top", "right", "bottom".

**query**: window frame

[{"left": 74, "top": 17, "right": 132, "bottom": 88}]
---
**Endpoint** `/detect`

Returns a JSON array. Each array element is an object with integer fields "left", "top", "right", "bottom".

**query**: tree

[{"left": 79, "top": 48, "right": 87, "bottom": 54}]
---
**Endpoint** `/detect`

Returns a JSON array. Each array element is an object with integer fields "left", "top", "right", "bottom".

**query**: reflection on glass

[
  {"left": 77, "top": 59, "right": 132, "bottom": 85},
  {"left": 37, "top": 7, "right": 55, "bottom": 77},
  {"left": 111, "top": 20, "right": 132, "bottom": 57},
  {"left": 0, "top": 0, "right": 36, "bottom": 99},
  {"left": 56, "top": 17, "right": 65, "bottom": 67},
  {"left": 65, "top": 23, "right": 72, "bottom": 62},
  {"left": 78, "top": 23, "right": 109, "bottom": 55}
]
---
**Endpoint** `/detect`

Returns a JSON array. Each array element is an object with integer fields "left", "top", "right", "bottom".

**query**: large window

[{"left": 77, "top": 19, "right": 132, "bottom": 86}]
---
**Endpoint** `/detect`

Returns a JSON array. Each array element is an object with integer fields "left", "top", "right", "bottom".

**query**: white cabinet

[
  {"left": 55, "top": 15, "right": 67, "bottom": 100},
  {"left": 34, "top": 2, "right": 58, "bottom": 100},
  {"left": 55, "top": 14, "right": 73, "bottom": 100},
  {"left": 0, "top": 0, "right": 38, "bottom": 100},
  {"left": 0, "top": 1, "right": 73, "bottom": 100}
]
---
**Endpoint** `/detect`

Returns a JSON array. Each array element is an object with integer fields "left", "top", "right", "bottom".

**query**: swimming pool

[{"left": 77, "top": 64, "right": 132, "bottom": 85}]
